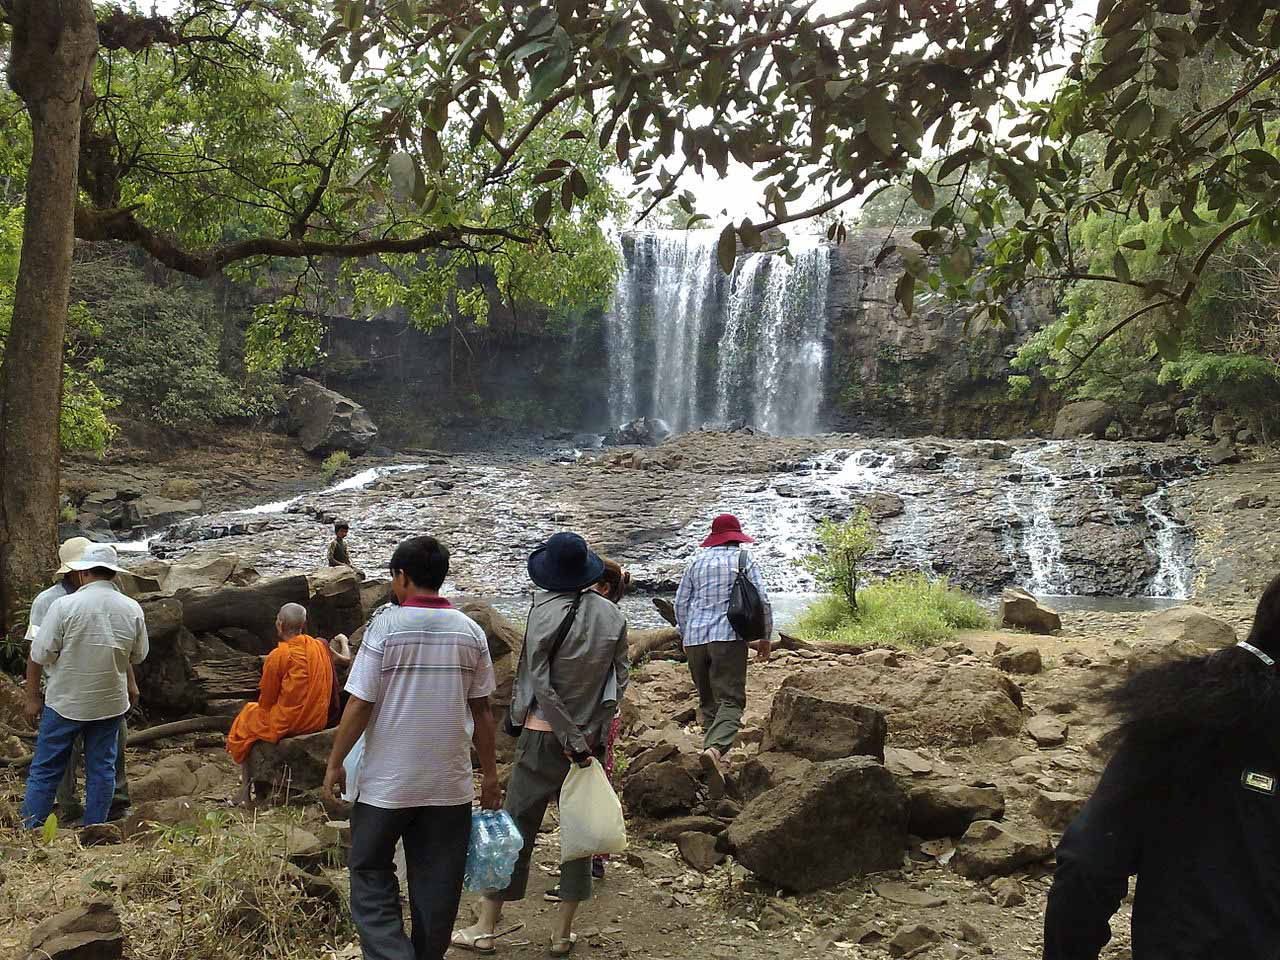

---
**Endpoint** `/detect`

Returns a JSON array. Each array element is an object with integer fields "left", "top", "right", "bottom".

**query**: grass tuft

[{"left": 794, "top": 572, "right": 989, "bottom": 649}]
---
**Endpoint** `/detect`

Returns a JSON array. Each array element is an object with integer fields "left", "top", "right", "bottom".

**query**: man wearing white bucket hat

[
  {"left": 21, "top": 542, "right": 149, "bottom": 828},
  {"left": 23, "top": 538, "right": 136, "bottom": 821}
]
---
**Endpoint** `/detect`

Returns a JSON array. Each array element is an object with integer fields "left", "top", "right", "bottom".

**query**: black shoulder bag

[
  {"left": 726, "top": 547, "right": 768, "bottom": 641},
  {"left": 504, "top": 592, "right": 585, "bottom": 738}
]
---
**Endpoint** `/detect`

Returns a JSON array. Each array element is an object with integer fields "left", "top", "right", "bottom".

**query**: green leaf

[
  {"left": 344, "top": 0, "right": 367, "bottom": 32},
  {"left": 533, "top": 190, "right": 554, "bottom": 225},
  {"left": 894, "top": 272, "right": 915, "bottom": 315},
  {"left": 485, "top": 95, "right": 505, "bottom": 140},
  {"left": 561, "top": 176, "right": 575, "bottom": 212},
  {"left": 570, "top": 169, "right": 590, "bottom": 199},
  {"left": 1112, "top": 250, "right": 1131, "bottom": 283},
  {"left": 911, "top": 170, "right": 935, "bottom": 210},
  {"left": 716, "top": 224, "right": 737, "bottom": 273},
  {"left": 1118, "top": 99, "right": 1153, "bottom": 139},
  {"left": 509, "top": 38, "right": 553, "bottom": 62},
  {"left": 738, "top": 218, "right": 763, "bottom": 249},
  {"left": 825, "top": 78, "right": 854, "bottom": 99},
  {"left": 421, "top": 129, "right": 443, "bottom": 171},
  {"left": 388, "top": 151, "right": 417, "bottom": 200},
  {"left": 526, "top": 51, "right": 570, "bottom": 103},
  {"left": 445, "top": 23, "right": 493, "bottom": 74},
  {"left": 861, "top": 90, "right": 894, "bottom": 157},
  {"left": 42, "top": 812, "right": 58, "bottom": 845}
]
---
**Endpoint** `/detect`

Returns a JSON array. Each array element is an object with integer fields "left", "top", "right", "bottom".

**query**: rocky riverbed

[{"left": 136, "top": 429, "right": 1241, "bottom": 611}]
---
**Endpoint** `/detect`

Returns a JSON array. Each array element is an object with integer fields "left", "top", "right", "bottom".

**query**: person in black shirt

[{"left": 1043, "top": 574, "right": 1280, "bottom": 959}]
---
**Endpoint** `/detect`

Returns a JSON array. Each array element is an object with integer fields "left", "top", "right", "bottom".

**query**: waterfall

[
  {"left": 605, "top": 230, "right": 832, "bottom": 435},
  {"left": 1143, "top": 489, "right": 1195, "bottom": 599},
  {"left": 1004, "top": 446, "right": 1070, "bottom": 594}
]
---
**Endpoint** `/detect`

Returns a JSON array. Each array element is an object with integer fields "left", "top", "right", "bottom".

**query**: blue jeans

[{"left": 21, "top": 707, "right": 123, "bottom": 828}]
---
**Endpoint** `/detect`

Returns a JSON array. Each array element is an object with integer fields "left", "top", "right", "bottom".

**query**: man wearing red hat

[{"left": 675, "top": 514, "right": 773, "bottom": 779}]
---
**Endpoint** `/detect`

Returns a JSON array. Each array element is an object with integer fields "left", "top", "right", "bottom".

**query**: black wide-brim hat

[{"left": 528, "top": 532, "right": 606, "bottom": 593}]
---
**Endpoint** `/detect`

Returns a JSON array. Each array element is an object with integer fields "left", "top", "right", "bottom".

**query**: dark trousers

[
  {"left": 496, "top": 730, "right": 594, "bottom": 903},
  {"left": 56, "top": 718, "right": 130, "bottom": 818},
  {"left": 685, "top": 640, "right": 748, "bottom": 754},
  {"left": 349, "top": 800, "right": 472, "bottom": 960}
]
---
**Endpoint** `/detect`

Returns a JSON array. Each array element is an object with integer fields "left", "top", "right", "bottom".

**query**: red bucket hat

[{"left": 701, "top": 513, "right": 756, "bottom": 548}]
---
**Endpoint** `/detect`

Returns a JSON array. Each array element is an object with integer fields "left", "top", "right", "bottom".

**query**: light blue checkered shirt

[{"left": 675, "top": 546, "right": 774, "bottom": 646}]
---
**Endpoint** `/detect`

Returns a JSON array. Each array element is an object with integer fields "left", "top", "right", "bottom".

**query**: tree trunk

[{"left": 0, "top": 2, "right": 99, "bottom": 633}]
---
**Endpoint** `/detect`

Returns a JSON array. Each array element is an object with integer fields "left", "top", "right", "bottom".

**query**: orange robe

[{"left": 226, "top": 634, "right": 336, "bottom": 764}]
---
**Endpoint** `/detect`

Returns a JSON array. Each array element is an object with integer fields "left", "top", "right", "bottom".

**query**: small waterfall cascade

[
  {"left": 1004, "top": 446, "right": 1071, "bottom": 595},
  {"left": 1142, "top": 487, "right": 1196, "bottom": 599},
  {"left": 604, "top": 230, "right": 832, "bottom": 435}
]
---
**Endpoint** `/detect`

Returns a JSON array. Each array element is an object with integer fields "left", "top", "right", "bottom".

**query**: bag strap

[
  {"left": 547, "top": 592, "right": 585, "bottom": 664},
  {"left": 736, "top": 546, "right": 749, "bottom": 576}
]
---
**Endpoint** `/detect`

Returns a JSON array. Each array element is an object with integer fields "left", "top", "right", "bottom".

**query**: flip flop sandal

[
  {"left": 549, "top": 933, "right": 579, "bottom": 957},
  {"left": 451, "top": 924, "right": 525, "bottom": 955}
]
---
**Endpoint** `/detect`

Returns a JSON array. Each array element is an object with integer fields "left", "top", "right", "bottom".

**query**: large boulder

[
  {"left": 177, "top": 574, "right": 312, "bottom": 647},
  {"left": 130, "top": 756, "right": 199, "bottom": 804},
  {"left": 131, "top": 495, "right": 204, "bottom": 529},
  {"left": 1053, "top": 401, "right": 1117, "bottom": 440},
  {"left": 1000, "top": 588, "right": 1062, "bottom": 634},
  {"left": 908, "top": 784, "right": 1006, "bottom": 839},
  {"left": 775, "top": 664, "right": 1024, "bottom": 748},
  {"left": 952, "top": 820, "right": 1054, "bottom": 879},
  {"left": 458, "top": 600, "right": 519, "bottom": 660},
  {"left": 306, "top": 566, "right": 366, "bottom": 639},
  {"left": 724, "top": 757, "right": 908, "bottom": 893},
  {"left": 739, "top": 752, "right": 814, "bottom": 802},
  {"left": 1129, "top": 606, "right": 1236, "bottom": 672},
  {"left": 286, "top": 376, "right": 378, "bottom": 456},
  {"left": 623, "top": 758, "right": 701, "bottom": 818},
  {"left": 246, "top": 728, "right": 336, "bottom": 798},
  {"left": 603, "top": 416, "right": 672, "bottom": 447},
  {"left": 763, "top": 686, "right": 887, "bottom": 762},
  {"left": 25, "top": 900, "right": 122, "bottom": 960}
]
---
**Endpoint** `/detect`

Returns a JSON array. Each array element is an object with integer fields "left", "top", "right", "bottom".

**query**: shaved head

[{"left": 277, "top": 603, "right": 308, "bottom": 636}]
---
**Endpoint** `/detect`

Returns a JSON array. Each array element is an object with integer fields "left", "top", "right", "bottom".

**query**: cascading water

[
  {"left": 605, "top": 230, "right": 832, "bottom": 435},
  {"left": 1004, "top": 446, "right": 1071, "bottom": 594},
  {"left": 1142, "top": 488, "right": 1195, "bottom": 599}
]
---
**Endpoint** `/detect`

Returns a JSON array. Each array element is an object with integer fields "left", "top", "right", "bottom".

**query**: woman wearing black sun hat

[{"left": 454, "top": 532, "right": 630, "bottom": 957}]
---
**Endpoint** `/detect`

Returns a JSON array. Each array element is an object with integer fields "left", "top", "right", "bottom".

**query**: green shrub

[
  {"left": 799, "top": 510, "right": 876, "bottom": 611},
  {"left": 795, "top": 572, "right": 989, "bottom": 650},
  {"left": 320, "top": 450, "right": 351, "bottom": 482}
]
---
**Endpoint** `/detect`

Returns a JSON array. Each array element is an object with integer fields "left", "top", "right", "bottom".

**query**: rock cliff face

[
  {"left": 314, "top": 228, "right": 1053, "bottom": 440},
  {"left": 823, "top": 229, "right": 1055, "bottom": 437}
]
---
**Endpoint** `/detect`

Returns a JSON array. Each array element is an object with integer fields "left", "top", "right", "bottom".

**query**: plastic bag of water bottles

[{"left": 463, "top": 810, "right": 524, "bottom": 892}]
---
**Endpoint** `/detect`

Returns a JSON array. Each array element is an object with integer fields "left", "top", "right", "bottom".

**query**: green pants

[
  {"left": 686, "top": 640, "right": 748, "bottom": 754},
  {"left": 494, "top": 730, "right": 594, "bottom": 904},
  {"left": 56, "top": 718, "right": 130, "bottom": 819}
]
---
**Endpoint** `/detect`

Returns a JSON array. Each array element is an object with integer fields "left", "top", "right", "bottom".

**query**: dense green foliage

[
  {"left": 0, "top": 207, "right": 114, "bottom": 451},
  {"left": 795, "top": 573, "right": 989, "bottom": 649}
]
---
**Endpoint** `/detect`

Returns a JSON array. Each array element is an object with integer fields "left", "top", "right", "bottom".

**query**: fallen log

[
  {"left": 1, "top": 714, "right": 234, "bottom": 768},
  {"left": 629, "top": 627, "right": 682, "bottom": 663}
]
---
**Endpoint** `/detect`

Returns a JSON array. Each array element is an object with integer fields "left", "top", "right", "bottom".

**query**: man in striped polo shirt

[{"left": 324, "top": 535, "right": 500, "bottom": 960}]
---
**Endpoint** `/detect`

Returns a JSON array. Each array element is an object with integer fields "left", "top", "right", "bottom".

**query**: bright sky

[{"left": 147, "top": 0, "right": 1098, "bottom": 228}]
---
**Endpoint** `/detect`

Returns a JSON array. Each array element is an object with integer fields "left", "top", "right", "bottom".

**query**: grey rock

[
  {"left": 1000, "top": 588, "right": 1062, "bottom": 634},
  {"left": 1053, "top": 401, "right": 1117, "bottom": 439},
  {"left": 763, "top": 685, "right": 887, "bottom": 762},
  {"left": 991, "top": 645, "right": 1043, "bottom": 675},
  {"left": 286, "top": 376, "right": 378, "bottom": 456},
  {"left": 622, "top": 759, "right": 701, "bottom": 818},
  {"left": 724, "top": 757, "right": 907, "bottom": 893},
  {"left": 25, "top": 901, "right": 122, "bottom": 960},
  {"left": 1032, "top": 790, "right": 1087, "bottom": 830},
  {"left": 908, "top": 784, "right": 1006, "bottom": 839},
  {"left": 1027, "top": 715, "right": 1068, "bottom": 747},
  {"left": 677, "top": 832, "right": 726, "bottom": 872},
  {"left": 953, "top": 820, "right": 1053, "bottom": 879}
]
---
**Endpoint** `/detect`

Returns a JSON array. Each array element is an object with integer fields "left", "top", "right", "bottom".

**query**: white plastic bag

[
  {"left": 342, "top": 734, "right": 364, "bottom": 803},
  {"left": 559, "top": 758, "right": 627, "bottom": 864}
]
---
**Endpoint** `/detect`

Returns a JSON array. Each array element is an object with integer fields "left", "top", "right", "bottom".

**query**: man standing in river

[{"left": 675, "top": 514, "right": 772, "bottom": 782}]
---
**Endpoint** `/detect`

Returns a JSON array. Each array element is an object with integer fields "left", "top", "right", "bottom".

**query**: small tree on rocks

[{"left": 801, "top": 510, "right": 876, "bottom": 613}]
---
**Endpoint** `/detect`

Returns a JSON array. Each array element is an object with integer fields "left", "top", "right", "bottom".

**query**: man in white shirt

[
  {"left": 324, "top": 535, "right": 500, "bottom": 960},
  {"left": 20, "top": 543, "right": 149, "bottom": 828},
  {"left": 22, "top": 537, "right": 134, "bottom": 821}
]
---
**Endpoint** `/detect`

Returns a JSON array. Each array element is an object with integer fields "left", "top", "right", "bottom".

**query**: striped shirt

[
  {"left": 345, "top": 598, "right": 495, "bottom": 808},
  {"left": 675, "top": 546, "right": 774, "bottom": 647}
]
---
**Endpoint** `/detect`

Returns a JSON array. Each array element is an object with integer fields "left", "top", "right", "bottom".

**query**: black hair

[
  {"left": 389, "top": 536, "right": 449, "bottom": 590},
  {"left": 335, "top": 522, "right": 350, "bottom": 533},
  {"left": 1100, "top": 574, "right": 1280, "bottom": 773}
]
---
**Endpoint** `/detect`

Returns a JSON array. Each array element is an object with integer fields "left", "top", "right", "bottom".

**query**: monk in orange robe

[{"left": 227, "top": 602, "right": 338, "bottom": 803}]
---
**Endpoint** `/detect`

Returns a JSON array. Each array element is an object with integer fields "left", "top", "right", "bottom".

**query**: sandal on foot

[
  {"left": 451, "top": 929, "right": 497, "bottom": 955},
  {"left": 544, "top": 886, "right": 564, "bottom": 903},
  {"left": 699, "top": 749, "right": 727, "bottom": 796},
  {"left": 549, "top": 933, "right": 578, "bottom": 956}
]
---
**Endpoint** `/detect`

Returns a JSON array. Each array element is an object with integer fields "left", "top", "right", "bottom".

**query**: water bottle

[{"left": 464, "top": 810, "right": 524, "bottom": 892}]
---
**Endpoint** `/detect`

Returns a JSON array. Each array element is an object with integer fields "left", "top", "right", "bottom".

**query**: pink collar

[{"left": 401, "top": 595, "right": 453, "bottom": 609}]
